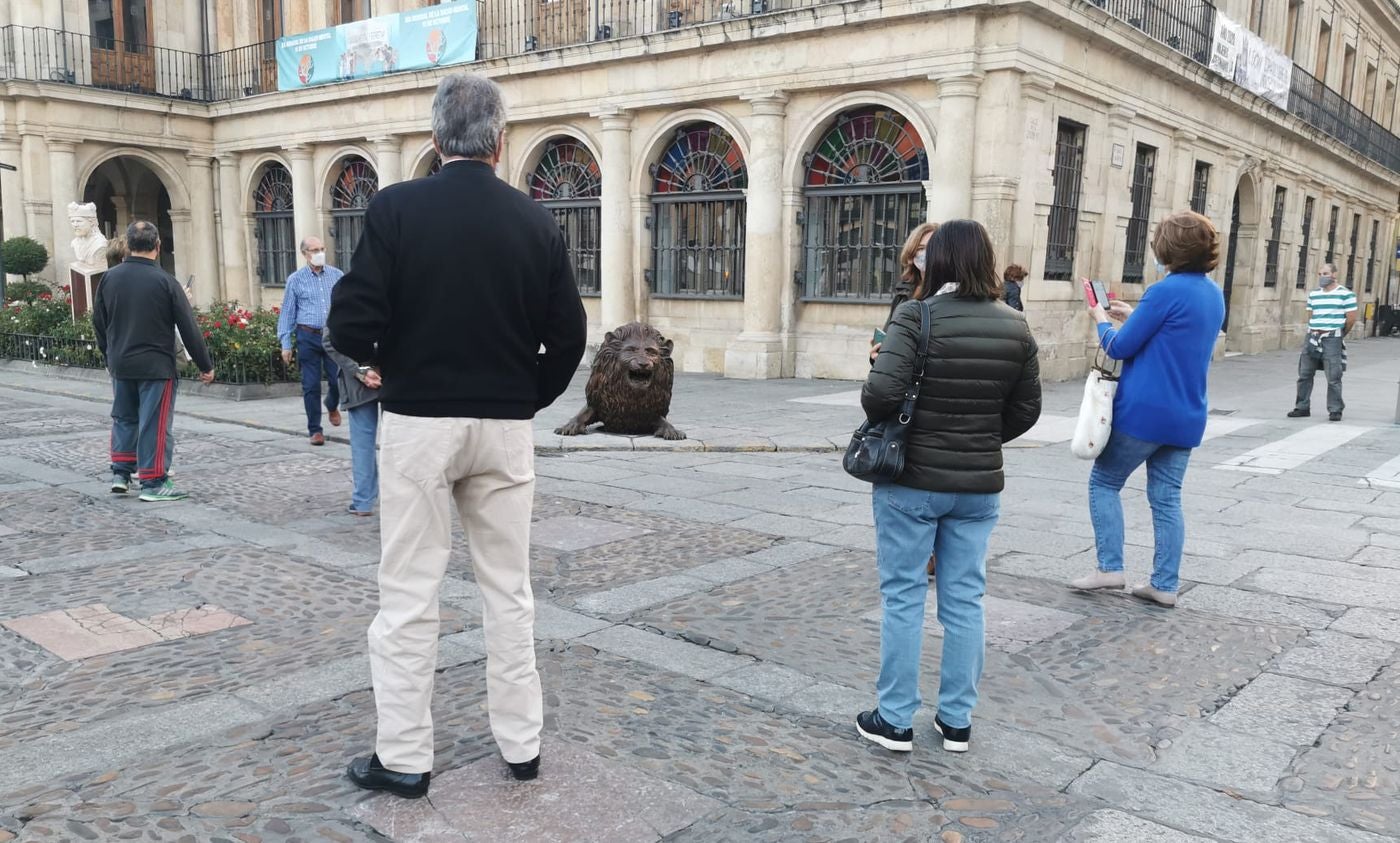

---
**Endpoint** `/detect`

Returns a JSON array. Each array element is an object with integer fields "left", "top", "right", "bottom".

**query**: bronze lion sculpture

[{"left": 555, "top": 322, "right": 685, "bottom": 440}]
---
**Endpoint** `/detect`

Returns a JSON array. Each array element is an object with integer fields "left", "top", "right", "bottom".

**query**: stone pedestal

[{"left": 69, "top": 266, "right": 104, "bottom": 319}]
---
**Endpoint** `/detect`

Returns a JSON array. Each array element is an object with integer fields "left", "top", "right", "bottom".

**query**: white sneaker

[
  {"left": 1069, "top": 570, "right": 1126, "bottom": 591},
  {"left": 1131, "top": 584, "right": 1178, "bottom": 607}
]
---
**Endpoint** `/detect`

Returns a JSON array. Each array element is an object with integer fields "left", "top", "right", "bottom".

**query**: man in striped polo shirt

[{"left": 1289, "top": 263, "right": 1356, "bottom": 422}]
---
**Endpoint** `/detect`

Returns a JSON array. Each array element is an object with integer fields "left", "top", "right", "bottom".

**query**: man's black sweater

[
  {"left": 328, "top": 160, "right": 587, "bottom": 419},
  {"left": 92, "top": 256, "right": 213, "bottom": 380}
]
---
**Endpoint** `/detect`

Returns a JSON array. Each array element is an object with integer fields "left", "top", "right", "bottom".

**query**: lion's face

[{"left": 597, "top": 323, "right": 674, "bottom": 391}]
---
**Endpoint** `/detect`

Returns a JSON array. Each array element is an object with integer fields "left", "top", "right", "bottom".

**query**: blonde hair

[{"left": 899, "top": 222, "right": 940, "bottom": 297}]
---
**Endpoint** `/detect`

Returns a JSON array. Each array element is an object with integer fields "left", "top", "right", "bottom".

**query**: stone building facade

[{"left": 1, "top": 0, "right": 1398, "bottom": 380}]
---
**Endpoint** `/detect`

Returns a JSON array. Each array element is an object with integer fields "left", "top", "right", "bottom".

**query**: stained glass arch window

[
  {"left": 805, "top": 107, "right": 929, "bottom": 186},
  {"left": 254, "top": 163, "right": 294, "bottom": 212},
  {"left": 529, "top": 138, "right": 602, "bottom": 201},
  {"left": 799, "top": 107, "right": 929, "bottom": 301},
  {"left": 652, "top": 124, "right": 747, "bottom": 193},
  {"left": 330, "top": 156, "right": 379, "bottom": 210},
  {"left": 529, "top": 138, "right": 602, "bottom": 295}
]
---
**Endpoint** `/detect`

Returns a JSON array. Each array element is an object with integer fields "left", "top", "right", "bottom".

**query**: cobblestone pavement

[{"left": 2, "top": 343, "right": 1400, "bottom": 841}]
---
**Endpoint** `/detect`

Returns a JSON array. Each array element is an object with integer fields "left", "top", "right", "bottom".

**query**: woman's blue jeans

[
  {"left": 1088, "top": 429, "right": 1192, "bottom": 593},
  {"left": 348, "top": 402, "right": 380, "bottom": 513},
  {"left": 872, "top": 483, "right": 1000, "bottom": 731}
]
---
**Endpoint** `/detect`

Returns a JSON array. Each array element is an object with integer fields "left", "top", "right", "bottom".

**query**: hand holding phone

[
  {"left": 872, "top": 327, "right": 887, "bottom": 344},
  {"left": 1083, "top": 279, "right": 1110, "bottom": 309}
]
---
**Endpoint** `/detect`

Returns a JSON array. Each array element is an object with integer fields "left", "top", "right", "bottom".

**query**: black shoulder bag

[{"left": 842, "top": 298, "right": 933, "bottom": 483}]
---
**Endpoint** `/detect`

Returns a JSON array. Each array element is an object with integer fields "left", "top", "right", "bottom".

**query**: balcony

[{"left": 2, "top": 0, "right": 1399, "bottom": 174}]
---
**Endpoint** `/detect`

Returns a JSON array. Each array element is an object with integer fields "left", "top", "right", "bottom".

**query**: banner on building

[
  {"left": 276, "top": 1, "right": 477, "bottom": 92},
  {"left": 1207, "top": 12, "right": 1290, "bottom": 110}
]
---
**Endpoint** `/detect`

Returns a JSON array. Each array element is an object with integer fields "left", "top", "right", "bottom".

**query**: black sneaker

[
  {"left": 856, "top": 709, "right": 912, "bottom": 752},
  {"left": 1329, "top": 412, "right": 1342, "bottom": 422},
  {"left": 933, "top": 715, "right": 971, "bottom": 753},
  {"left": 507, "top": 755, "right": 540, "bottom": 781},
  {"left": 1287, "top": 409, "right": 1310, "bottom": 418}
]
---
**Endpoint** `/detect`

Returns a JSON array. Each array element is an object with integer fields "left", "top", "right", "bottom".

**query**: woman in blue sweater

[{"left": 1071, "top": 211, "right": 1226, "bottom": 607}]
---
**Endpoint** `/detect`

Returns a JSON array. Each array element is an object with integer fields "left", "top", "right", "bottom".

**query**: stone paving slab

[
  {"left": 1272, "top": 630, "right": 1396, "bottom": 686},
  {"left": 1150, "top": 721, "right": 1296, "bottom": 797},
  {"left": 1331, "top": 607, "right": 1400, "bottom": 642},
  {"left": 353, "top": 741, "right": 723, "bottom": 842},
  {"left": 1066, "top": 809, "right": 1214, "bottom": 842},
  {"left": 1210, "top": 672, "right": 1355, "bottom": 746}
]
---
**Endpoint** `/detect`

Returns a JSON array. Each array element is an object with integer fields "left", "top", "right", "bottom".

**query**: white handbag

[{"left": 1070, "top": 350, "right": 1120, "bottom": 460}]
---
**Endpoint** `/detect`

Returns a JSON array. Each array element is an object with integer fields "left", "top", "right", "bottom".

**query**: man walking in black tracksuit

[{"left": 93, "top": 221, "right": 215, "bottom": 502}]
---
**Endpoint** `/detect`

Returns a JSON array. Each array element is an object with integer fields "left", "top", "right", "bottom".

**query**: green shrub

[
  {"left": 1, "top": 237, "right": 50, "bottom": 281},
  {"left": 3, "top": 278, "right": 51, "bottom": 303}
]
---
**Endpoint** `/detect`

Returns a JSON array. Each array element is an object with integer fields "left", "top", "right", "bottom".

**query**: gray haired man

[{"left": 331, "top": 74, "right": 587, "bottom": 798}]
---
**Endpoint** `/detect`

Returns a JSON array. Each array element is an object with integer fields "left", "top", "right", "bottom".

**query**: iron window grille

[
  {"left": 252, "top": 163, "right": 296, "bottom": 287},
  {"left": 530, "top": 138, "right": 604, "bottom": 296},
  {"left": 1122, "top": 143, "right": 1157, "bottom": 283},
  {"left": 329, "top": 156, "right": 378, "bottom": 271},
  {"left": 648, "top": 124, "right": 747, "bottom": 298},
  {"left": 1046, "top": 120, "right": 1087, "bottom": 281},
  {"left": 799, "top": 107, "right": 930, "bottom": 301},
  {"left": 1346, "top": 212, "right": 1360, "bottom": 288},
  {"left": 1190, "top": 161, "right": 1210, "bottom": 214},
  {"left": 1296, "top": 196, "right": 1314, "bottom": 289},
  {"left": 1326, "top": 205, "right": 1339, "bottom": 263},
  {"left": 1367, "top": 219, "right": 1379, "bottom": 293},
  {"left": 1264, "top": 186, "right": 1286, "bottom": 287}
]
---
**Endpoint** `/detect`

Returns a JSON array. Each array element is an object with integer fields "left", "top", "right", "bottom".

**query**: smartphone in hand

[
  {"left": 872, "top": 326, "right": 887, "bottom": 344},
  {"left": 1085, "top": 280, "right": 1110, "bottom": 308}
]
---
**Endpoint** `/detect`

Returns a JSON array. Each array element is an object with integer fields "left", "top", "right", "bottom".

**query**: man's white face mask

[{"left": 310, "top": 251, "right": 327, "bottom": 268}]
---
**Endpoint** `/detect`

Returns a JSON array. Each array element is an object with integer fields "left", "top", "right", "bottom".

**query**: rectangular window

[
  {"left": 549, "top": 203, "right": 602, "bottom": 295},
  {"left": 1190, "top": 161, "right": 1211, "bottom": 214},
  {"left": 1264, "top": 187, "right": 1286, "bottom": 287},
  {"left": 800, "top": 187, "right": 928, "bottom": 301},
  {"left": 1250, "top": 0, "right": 1264, "bottom": 34},
  {"left": 1385, "top": 80, "right": 1397, "bottom": 130},
  {"left": 1343, "top": 45, "right": 1357, "bottom": 99},
  {"left": 1296, "top": 196, "right": 1314, "bottom": 289},
  {"left": 1365, "top": 64, "right": 1378, "bottom": 114},
  {"left": 1286, "top": 1, "right": 1301, "bottom": 59},
  {"left": 1123, "top": 144, "right": 1157, "bottom": 283},
  {"left": 337, "top": 0, "right": 370, "bottom": 24},
  {"left": 649, "top": 195, "right": 746, "bottom": 297},
  {"left": 1366, "top": 219, "right": 1380, "bottom": 293},
  {"left": 255, "top": 215, "right": 297, "bottom": 288},
  {"left": 1326, "top": 205, "right": 1339, "bottom": 262},
  {"left": 1045, "top": 120, "right": 1086, "bottom": 282},
  {"left": 1316, "top": 21, "right": 1332, "bottom": 81},
  {"left": 1346, "top": 212, "right": 1361, "bottom": 287}
]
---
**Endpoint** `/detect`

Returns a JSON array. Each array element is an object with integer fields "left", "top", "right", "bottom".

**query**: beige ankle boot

[{"left": 1069, "top": 570, "right": 1126, "bottom": 591}]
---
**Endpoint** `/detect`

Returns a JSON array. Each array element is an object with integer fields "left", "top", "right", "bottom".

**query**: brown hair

[
  {"left": 899, "top": 222, "right": 940, "bottom": 296},
  {"left": 1003, "top": 264, "right": 1028, "bottom": 282},
  {"left": 105, "top": 238, "right": 128, "bottom": 269},
  {"left": 1152, "top": 211, "right": 1220, "bottom": 274},
  {"left": 919, "top": 219, "right": 1001, "bottom": 301}
]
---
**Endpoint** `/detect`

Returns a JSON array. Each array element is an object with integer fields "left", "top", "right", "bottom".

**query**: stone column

[
  {"left": 0, "top": 139, "right": 23, "bottom": 239},
  {"left": 217, "top": 154, "right": 253, "bottom": 306},
  {"left": 186, "top": 154, "right": 220, "bottom": 306},
  {"left": 371, "top": 136, "right": 403, "bottom": 187},
  {"left": 1095, "top": 105, "right": 1136, "bottom": 285},
  {"left": 47, "top": 139, "right": 78, "bottom": 285},
  {"left": 725, "top": 92, "right": 788, "bottom": 380},
  {"left": 167, "top": 209, "right": 192, "bottom": 288},
  {"left": 285, "top": 144, "right": 318, "bottom": 250},
  {"left": 595, "top": 109, "right": 636, "bottom": 328},
  {"left": 926, "top": 71, "right": 983, "bottom": 222}
]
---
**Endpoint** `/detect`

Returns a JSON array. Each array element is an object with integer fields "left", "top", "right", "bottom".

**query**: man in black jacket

[
  {"left": 332, "top": 73, "right": 587, "bottom": 799},
  {"left": 93, "top": 221, "right": 214, "bottom": 503}
]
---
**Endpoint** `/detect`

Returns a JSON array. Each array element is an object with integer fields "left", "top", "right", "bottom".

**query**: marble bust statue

[{"left": 68, "top": 202, "right": 110, "bottom": 275}]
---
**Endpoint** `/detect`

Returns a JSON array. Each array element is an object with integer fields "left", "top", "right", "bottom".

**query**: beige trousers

[{"left": 368, "top": 412, "right": 541, "bottom": 773}]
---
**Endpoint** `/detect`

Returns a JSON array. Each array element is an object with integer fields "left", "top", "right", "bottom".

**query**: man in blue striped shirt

[
  {"left": 277, "top": 236, "right": 345, "bottom": 444},
  {"left": 1289, "top": 263, "right": 1356, "bottom": 422}
]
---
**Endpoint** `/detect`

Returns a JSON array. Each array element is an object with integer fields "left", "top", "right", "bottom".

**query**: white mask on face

[
  {"left": 913, "top": 253, "right": 926, "bottom": 273},
  {"left": 309, "top": 251, "right": 326, "bottom": 268}
]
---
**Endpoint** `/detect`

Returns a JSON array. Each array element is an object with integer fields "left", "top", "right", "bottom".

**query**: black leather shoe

[
  {"left": 347, "top": 754, "right": 430, "bottom": 799},
  {"left": 507, "top": 755, "right": 540, "bottom": 781},
  {"left": 1287, "top": 409, "right": 1310, "bottom": 418}
]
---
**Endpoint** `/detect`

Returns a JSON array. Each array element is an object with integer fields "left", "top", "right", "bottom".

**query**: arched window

[
  {"left": 799, "top": 107, "right": 929, "bottom": 301},
  {"left": 425, "top": 153, "right": 442, "bottom": 176},
  {"left": 253, "top": 163, "right": 296, "bottom": 286},
  {"left": 530, "top": 138, "right": 603, "bottom": 295},
  {"left": 329, "top": 155, "right": 378, "bottom": 270},
  {"left": 649, "top": 123, "right": 747, "bottom": 297}
]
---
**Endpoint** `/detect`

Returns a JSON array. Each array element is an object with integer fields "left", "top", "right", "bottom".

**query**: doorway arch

[
  {"left": 1221, "top": 170, "right": 1260, "bottom": 337},
  {"left": 83, "top": 156, "right": 179, "bottom": 275}
]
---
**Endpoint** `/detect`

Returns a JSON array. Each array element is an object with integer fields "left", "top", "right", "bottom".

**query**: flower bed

[{"left": 1, "top": 294, "right": 299, "bottom": 386}]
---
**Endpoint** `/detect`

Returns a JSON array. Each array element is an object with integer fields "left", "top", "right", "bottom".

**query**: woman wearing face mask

[{"left": 1070, "top": 211, "right": 1225, "bottom": 608}]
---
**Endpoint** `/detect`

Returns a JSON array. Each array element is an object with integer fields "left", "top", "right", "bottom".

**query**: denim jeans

[
  {"left": 348, "top": 402, "right": 380, "bottom": 513},
  {"left": 872, "top": 483, "right": 1000, "bottom": 731},
  {"left": 1088, "top": 429, "right": 1192, "bottom": 593},
  {"left": 1295, "top": 335, "right": 1345, "bottom": 414},
  {"left": 295, "top": 327, "right": 340, "bottom": 435}
]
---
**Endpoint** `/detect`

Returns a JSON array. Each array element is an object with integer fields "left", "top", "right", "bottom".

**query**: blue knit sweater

[{"left": 1096, "top": 272, "right": 1226, "bottom": 448}]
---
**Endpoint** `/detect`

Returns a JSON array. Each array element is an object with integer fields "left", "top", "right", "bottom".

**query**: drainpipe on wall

[{"left": 200, "top": 0, "right": 210, "bottom": 98}]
